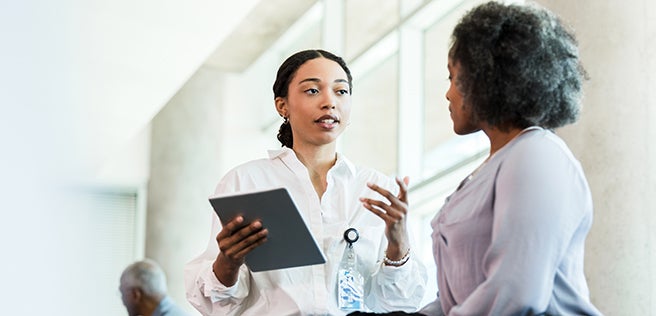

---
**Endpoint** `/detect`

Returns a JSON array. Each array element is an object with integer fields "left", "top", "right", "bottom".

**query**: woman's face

[
  {"left": 276, "top": 57, "right": 352, "bottom": 148},
  {"left": 446, "top": 59, "right": 479, "bottom": 135}
]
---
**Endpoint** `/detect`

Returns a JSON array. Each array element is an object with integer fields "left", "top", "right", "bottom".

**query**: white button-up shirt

[{"left": 184, "top": 147, "right": 426, "bottom": 316}]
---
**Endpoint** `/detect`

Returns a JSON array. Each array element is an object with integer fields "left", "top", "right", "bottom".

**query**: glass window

[
  {"left": 421, "top": 0, "right": 489, "bottom": 179},
  {"left": 423, "top": 11, "right": 458, "bottom": 153},
  {"left": 342, "top": 53, "right": 399, "bottom": 175}
]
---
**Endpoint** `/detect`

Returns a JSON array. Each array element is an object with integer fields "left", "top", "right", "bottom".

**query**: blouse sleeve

[
  {"left": 449, "top": 138, "right": 591, "bottom": 315},
  {"left": 418, "top": 293, "right": 445, "bottom": 316}
]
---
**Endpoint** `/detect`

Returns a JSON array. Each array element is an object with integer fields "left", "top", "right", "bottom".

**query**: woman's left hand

[{"left": 360, "top": 176, "right": 410, "bottom": 261}]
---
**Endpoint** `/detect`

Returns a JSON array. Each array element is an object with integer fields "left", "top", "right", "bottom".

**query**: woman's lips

[{"left": 315, "top": 115, "right": 340, "bottom": 129}]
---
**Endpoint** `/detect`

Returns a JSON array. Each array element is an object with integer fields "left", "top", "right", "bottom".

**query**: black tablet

[{"left": 209, "top": 187, "right": 326, "bottom": 272}]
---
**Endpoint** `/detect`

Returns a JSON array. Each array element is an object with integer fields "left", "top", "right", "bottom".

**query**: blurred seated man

[{"left": 120, "top": 259, "right": 189, "bottom": 316}]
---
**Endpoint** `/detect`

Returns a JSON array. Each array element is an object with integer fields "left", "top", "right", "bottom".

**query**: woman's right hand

[{"left": 212, "top": 216, "right": 268, "bottom": 286}]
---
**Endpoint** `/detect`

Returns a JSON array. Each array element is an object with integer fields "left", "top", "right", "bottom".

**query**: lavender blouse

[{"left": 419, "top": 127, "right": 601, "bottom": 316}]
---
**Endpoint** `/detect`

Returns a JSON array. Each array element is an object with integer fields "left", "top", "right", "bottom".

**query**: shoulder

[
  {"left": 156, "top": 297, "right": 190, "bottom": 316},
  {"left": 505, "top": 129, "right": 581, "bottom": 170},
  {"left": 222, "top": 147, "right": 292, "bottom": 177},
  {"left": 356, "top": 165, "right": 393, "bottom": 182},
  {"left": 214, "top": 157, "right": 279, "bottom": 194},
  {"left": 337, "top": 153, "right": 396, "bottom": 189},
  {"left": 228, "top": 157, "right": 275, "bottom": 173},
  {"left": 221, "top": 158, "right": 274, "bottom": 181},
  {"left": 355, "top": 165, "right": 397, "bottom": 192},
  {"left": 496, "top": 129, "right": 589, "bottom": 192}
]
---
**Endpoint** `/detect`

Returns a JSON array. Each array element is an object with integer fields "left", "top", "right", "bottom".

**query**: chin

[
  {"left": 452, "top": 125, "right": 465, "bottom": 135},
  {"left": 316, "top": 134, "right": 340, "bottom": 146},
  {"left": 453, "top": 126, "right": 478, "bottom": 136}
]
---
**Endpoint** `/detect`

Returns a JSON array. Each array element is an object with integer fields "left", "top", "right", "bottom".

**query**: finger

[
  {"left": 221, "top": 226, "right": 268, "bottom": 259},
  {"left": 368, "top": 186, "right": 407, "bottom": 217},
  {"left": 360, "top": 197, "right": 391, "bottom": 220},
  {"left": 219, "top": 215, "right": 248, "bottom": 235},
  {"left": 216, "top": 216, "right": 245, "bottom": 244},
  {"left": 363, "top": 196, "right": 395, "bottom": 213},
  {"left": 233, "top": 230, "right": 268, "bottom": 258},
  {"left": 366, "top": 181, "right": 397, "bottom": 202},
  {"left": 218, "top": 220, "right": 263, "bottom": 251},
  {"left": 361, "top": 197, "right": 408, "bottom": 223},
  {"left": 395, "top": 176, "right": 409, "bottom": 203}
]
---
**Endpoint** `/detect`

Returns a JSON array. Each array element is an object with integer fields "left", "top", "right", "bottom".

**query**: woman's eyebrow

[
  {"left": 297, "top": 78, "right": 348, "bottom": 86},
  {"left": 298, "top": 78, "right": 320, "bottom": 84}
]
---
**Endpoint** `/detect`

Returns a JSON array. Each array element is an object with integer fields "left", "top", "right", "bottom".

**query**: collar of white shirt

[{"left": 267, "top": 147, "right": 357, "bottom": 178}]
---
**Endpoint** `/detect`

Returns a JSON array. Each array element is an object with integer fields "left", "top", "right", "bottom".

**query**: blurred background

[{"left": 1, "top": 0, "right": 654, "bottom": 315}]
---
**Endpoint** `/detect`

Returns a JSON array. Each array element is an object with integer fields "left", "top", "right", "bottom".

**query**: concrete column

[
  {"left": 147, "top": 66, "right": 226, "bottom": 314},
  {"left": 537, "top": 0, "right": 656, "bottom": 314}
]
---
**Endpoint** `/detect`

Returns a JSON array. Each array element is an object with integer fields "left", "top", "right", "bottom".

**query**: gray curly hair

[{"left": 450, "top": 1, "right": 587, "bottom": 130}]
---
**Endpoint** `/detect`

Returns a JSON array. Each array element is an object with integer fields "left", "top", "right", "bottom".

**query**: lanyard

[{"left": 338, "top": 228, "right": 363, "bottom": 310}]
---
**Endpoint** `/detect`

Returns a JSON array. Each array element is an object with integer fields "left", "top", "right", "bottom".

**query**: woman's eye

[
  {"left": 448, "top": 75, "right": 453, "bottom": 81},
  {"left": 305, "top": 88, "right": 319, "bottom": 95},
  {"left": 336, "top": 89, "right": 349, "bottom": 95}
]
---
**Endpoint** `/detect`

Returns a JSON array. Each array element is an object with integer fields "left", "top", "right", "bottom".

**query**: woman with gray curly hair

[{"left": 417, "top": 2, "right": 602, "bottom": 315}]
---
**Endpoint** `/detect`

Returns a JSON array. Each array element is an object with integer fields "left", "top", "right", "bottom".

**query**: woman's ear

[{"left": 275, "top": 97, "right": 287, "bottom": 118}]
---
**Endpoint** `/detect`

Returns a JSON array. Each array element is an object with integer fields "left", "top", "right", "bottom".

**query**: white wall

[
  {"left": 538, "top": 0, "right": 656, "bottom": 314},
  {"left": 0, "top": 0, "right": 260, "bottom": 314}
]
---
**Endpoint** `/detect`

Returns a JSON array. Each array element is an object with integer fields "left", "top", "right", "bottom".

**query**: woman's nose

[{"left": 322, "top": 95, "right": 337, "bottom": 109}]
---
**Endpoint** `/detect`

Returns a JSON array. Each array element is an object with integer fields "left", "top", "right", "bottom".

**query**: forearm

[{"left": 213, "top": 253, "right": 242, "bottom": 287}]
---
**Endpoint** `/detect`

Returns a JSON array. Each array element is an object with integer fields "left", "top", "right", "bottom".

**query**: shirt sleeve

[
  {"left": 366, "top": 257, "right": 428, "bottom": 312},
  {"left": 449, "top": 138, "right": 590, "bottom": 315},
  {"left": 183, "top": 213, "right": 253, "bottom": 315},
  {"left": 183, "top": 171, "right": 254, "bottom": 316}
]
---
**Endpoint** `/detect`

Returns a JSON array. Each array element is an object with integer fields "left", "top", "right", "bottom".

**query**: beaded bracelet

[{"left": 383, "top": 248, "right": 410, "bottom": 267}]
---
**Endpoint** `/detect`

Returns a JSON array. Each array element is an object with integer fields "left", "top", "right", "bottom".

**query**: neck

[
  {"left": 136, "top": 296, "right": 163, "bottom": 316},
  {"left": 292, "top": 143, "right": 337, "bottom": 199},
  {"left": 292, "top": 143, "right": 337, "bottom": 170},
  {"left": 483, "top": 126, "right": 525, "bottom": 157}
]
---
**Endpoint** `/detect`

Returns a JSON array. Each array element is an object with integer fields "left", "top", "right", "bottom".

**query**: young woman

[{"left": 184, "top": 49, "right": 426, "bottom": 316}]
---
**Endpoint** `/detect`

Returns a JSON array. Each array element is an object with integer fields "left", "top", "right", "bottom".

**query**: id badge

[{"left": 338, "top": 228, "right": 363, "bottom": 310}]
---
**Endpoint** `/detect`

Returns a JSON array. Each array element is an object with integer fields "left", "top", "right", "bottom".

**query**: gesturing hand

[
  {"left": 213, "top": 216, "right": 268, "bottom": 286},
  {"left": 359, "top": 176, "right": 410, "bottom": 261}
]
